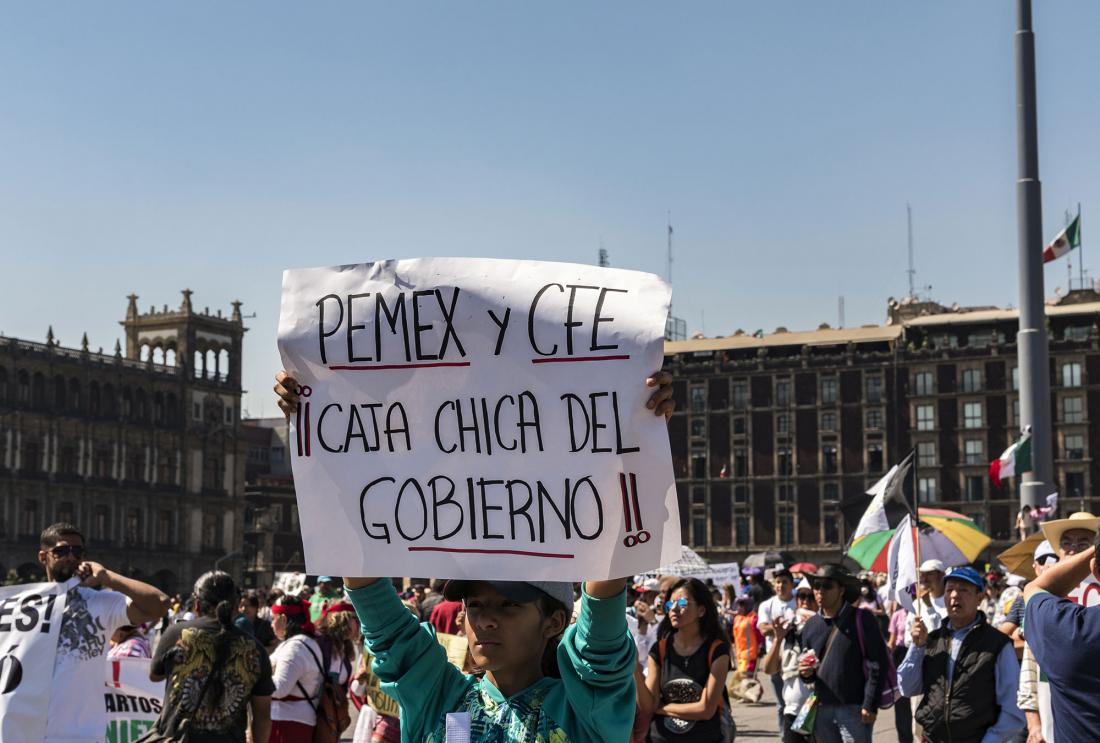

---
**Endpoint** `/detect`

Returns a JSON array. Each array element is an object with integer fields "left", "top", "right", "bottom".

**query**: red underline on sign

[
  {"left": 328, "top": 362, "right": 472, "bottom": 371},
  {"left": 530, "top": 355, "right": 630, "bottom": 364},
  {"left": 408, "top": 546, "right": 574, "bottom": 559}
]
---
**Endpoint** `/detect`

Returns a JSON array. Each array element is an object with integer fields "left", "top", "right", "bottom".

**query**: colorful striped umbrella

[{"left": 849, "top": 507, "right": 992, "bottom": 573}]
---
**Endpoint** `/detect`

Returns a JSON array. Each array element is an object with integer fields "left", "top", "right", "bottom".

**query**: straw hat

[{"left": 1041, "top": 512, "right": 1100, "bottom": 550}]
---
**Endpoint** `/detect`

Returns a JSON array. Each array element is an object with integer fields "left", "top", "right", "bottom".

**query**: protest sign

[
  {"left": 104, "top": 657, "right": 165, "bottom": 743},
  {"left": 0, "top": 579, "right": 72, "bottom": 743},
  {"left": 278, "top": 258, "right": 678, "bottom": 580},
  {"left": 1068, "top": 574, "right": 1100, "bottom": 606},
  {"left": 273, "top": 571, "right": 307, "bottom": 595}
]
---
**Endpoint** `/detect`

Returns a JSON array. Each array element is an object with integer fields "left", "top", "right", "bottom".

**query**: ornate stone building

[
  {"left": 665, "top": 289, "right": 1100, "bottom": 564},
  {"left": 0, "top": 291, "right": 247, "bottom": 594}
]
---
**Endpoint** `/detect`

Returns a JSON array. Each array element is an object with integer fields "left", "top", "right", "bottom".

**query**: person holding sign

[
  {"left": 35, "top": 522, "right": 170, "bottom": 743},
  {"left": 274, "top": 368, "right": 672, "bottom": 742}
]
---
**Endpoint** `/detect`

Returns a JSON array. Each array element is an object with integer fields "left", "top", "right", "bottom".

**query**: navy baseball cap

[
  {"left": 443, "top": 580, "right": 574, "bottom": 615},
  {"left": 944, "top": 566, "right": 985, "bottom": 591}
]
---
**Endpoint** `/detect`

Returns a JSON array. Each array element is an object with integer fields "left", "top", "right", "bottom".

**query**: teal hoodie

[{"left": 347, "top": 580, "right": 636, "bottom": 743}]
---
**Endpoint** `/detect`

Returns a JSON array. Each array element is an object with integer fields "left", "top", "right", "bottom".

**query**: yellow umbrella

[{"left": 996, "top": 532, "right": 1046, "bottom": 581}]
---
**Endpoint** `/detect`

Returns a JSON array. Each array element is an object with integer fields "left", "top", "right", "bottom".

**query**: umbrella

[
  {"left": 742, "top": 550, "right": 795, "bottom": 570},
  {"left": 650, "top": 545, "right": 710, "bottom": 575},
  {"left": 849, "top": 508, "right": 992, "bottom": 573},
  {"left": 996, "top": 532, "right": 1046, "bottom": 581},
  {"left": 789, "top": 562, "right": 817, "bottom": 575}
]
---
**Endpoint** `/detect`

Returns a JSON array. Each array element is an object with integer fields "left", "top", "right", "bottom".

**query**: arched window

[
  {"left": 68, "top": 378, "right": 81, "bottom": 413},
  {"left": 17, "top": 370, "right": 29, "bottom": 405},
  {"left": 139, "top": 344, "right": 151, "bottom": 362},
  {"left": 165, "top": 348, "right": 177, "bottom": 367},
  {"left": 152, "top": 347, "right": 165, "bottom": 365},
  {"left": 32, "top": 373, "right": 46, "bottom": 409},
  {"left": 54, "top": 375, "right": 66, "bottom": 412},
  {"left": 88, "top": 381, "right": 101, "bottom": 417},
  {"left": 218, "top": 349, "right": 230, "bottom": 380},
  {"left": 193, "top": 350, "right": 204, "bottom": 378},
  {"left": 206, "top": 349, "right": 217, "bottom": 379}
]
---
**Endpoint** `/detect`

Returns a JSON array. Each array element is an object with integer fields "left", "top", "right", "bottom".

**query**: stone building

[
  {"left": 241, "top": 417, "right": 305, "bottom": 589},
  {"left": 664, "top": 289, "right": 1100, "bottom": 563},
  {"left": 0, "top": 291, "right": 247, "bottom": 594}
]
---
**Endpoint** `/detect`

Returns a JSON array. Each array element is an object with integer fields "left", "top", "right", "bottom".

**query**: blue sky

[{"left": 2, "top": 2, "right": 1098, "bottom": 415}]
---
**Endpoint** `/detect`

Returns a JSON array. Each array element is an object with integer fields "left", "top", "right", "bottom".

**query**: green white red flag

[
  {"left": 990, "top": 434, "right": 1033, "bottom": 487},
  {"left": 1043, "top": 214, "right": 1082, "bottom": 263}
]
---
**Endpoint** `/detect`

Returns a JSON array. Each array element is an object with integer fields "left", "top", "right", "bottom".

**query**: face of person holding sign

[{"left": 942, "top": 568, "right": 984, "bottom": 630}]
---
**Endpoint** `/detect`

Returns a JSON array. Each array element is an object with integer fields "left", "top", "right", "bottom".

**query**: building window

[
  {"left": 1012, "top": 399, "right": 1020, "bottom": 428},
  {"left": 823, "top": 504, "right": 839, "bottom": 544},
  {"left": 1065, "top": 434, "right": 1085, "bottom": 460},
  {"left": 94, "top": 506, "right": 109, "bottom": 542},
  {"left": 734, "top": 486, "right": 749, "bottom": 503},
  {"left": 916, "top": 404, "right": 935, "bottom": 431},
  {"left": 125, "top": 508, "right": 141, "bottom": 546},
  {"left": 193, "top": 402, "right": 202, "bottom": 420},
  {"left": 779, "top": 509, "right": 795, "bottom": 544},
  {"left": 965, "top": 475, "right": 984, "bottom": 501},
  {"left": 1066, "top": 472, "right": 1086, "bottom": 499},
  {"left": 778, "top": 447, "right": 793, "bottom": 476},
  {"left": 918, "top": 477, "right": 936, "bottom": 504},
  {"left": 156, "top": 510, "right": 172, "bottom": 545},
  {"left": 732, "top": 381, "right": 749, "bottom": 410},
  {"left": 689, "top": 386, "right": 706, "bottom": 413},
  {"left": 821, "top": 377, "right": 838, "bottom": 404},
  {"left": 777, "top": 484, "right": 793, "bottom": 502},
  {"left": 691, "top": 449, "right": 707, "bottom": 479},
  {"left": 20, "top": 500, "right": 38, "bottom": 535},
  {"left": 776, "top": 379, "right": 791, "bottom": 407},
  {"left": 822, "top": 445, "right": 838, "bottom": 474},
  {"left": 777, "top": 413, "right": 789, "bottom": 434},
  {"left": 823, "top": 483, "right": 839, "bottom": 502},
  {"left": 735, "top": 515, "right": 750, "bottom": 546},
  {"left": 821, "top": 412, "right": 837, "bottom": 432},
  {"left": 690, "top": 418, "right": 705, "bottom": 438},
  {"left": 1011, "top": 367, "right": 1019, "bottom": 391},
  {"left": 964, "top": 440, "right": 984, "bottom": 465},
  {"left": 692, "top": 516, "right": 707, "bottom": 547},
  {"left": 202, "top": 513, "right": 219, "bottom": 549},
  {"left": 57, "top": 502, "right": 74, "bottom": 525},
  {"left": 961, "top": 369, "right": 982, "bottom": 393},
  {"left": 1063, "top": 396, "right": 1085, "bottom": 424},
  {"left": 733, "top": 448, "right": 748, "bottom": 478},
  {"left": 1062, "top": 362, "right": 1083, "bottom": 388},
  {"left": 963, "top": 402, "right": 983, "bottom": 429},
  {"left": 867, "top": 443, "right": 884, "bottom": 473},
  {"left": 913, "top": 371, "right": 934, "bottom": 396},
  {"left": 866, "top": 375, "right": 884, "bottom": 404},
  {"left": 917, "top": 442, "right": 936, "bottom": 468},
  {"left": 865, "top": 409, "right": 883, "bottom": 430},
  {"left": 733, "top": 417, "right": 747, "bottom": 435},
  {"left": 692, "top": 486, "right": 706, "bottom": 504}
]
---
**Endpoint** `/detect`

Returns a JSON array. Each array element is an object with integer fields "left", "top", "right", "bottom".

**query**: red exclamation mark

[
  {"left": 111, "top": 659, "right": 122, "bottom": 688},
  {"left": 629, "top": 473, "right": 643, "bottom": 530},
  {"left": 619, "top": 473, "right": 633, "bottom": 532}
]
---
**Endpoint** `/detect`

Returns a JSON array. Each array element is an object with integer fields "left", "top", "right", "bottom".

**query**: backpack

[
  {"left": 296, "top": 636, "right": 352, "bottom": 743},
  {"left": 854, "top": 607, "right": 900, "bottom": 709}
]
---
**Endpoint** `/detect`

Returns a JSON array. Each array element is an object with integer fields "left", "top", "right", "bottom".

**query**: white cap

[
  {"left": 1033, "top": 539, "right": 1057, "bottom": 562},
  {"left": 796, "top": 577, "right": 812, "bottom": 592},
  {"left": 919, "top": 559, "right": 945, "bottom": 573},
  {"left": 1006, "top": 574, "right": 1026, "bottom": 587}
]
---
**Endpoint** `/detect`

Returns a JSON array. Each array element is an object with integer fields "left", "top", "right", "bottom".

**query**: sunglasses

[
  {"left": 50, "top": 544, "right": 86, "bottom": 559},
  {"left": 665, "top": 598, "right": 689, "bottom": 611},
  {"left": 812, "top": 580, "right": 837, "bottom": 591},
  {"left": 1036, "top": 554, "right": 1059, "bottom": 566}
]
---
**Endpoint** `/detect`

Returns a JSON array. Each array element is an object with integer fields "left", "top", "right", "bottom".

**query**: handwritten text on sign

[{"left": 277, "top": 258, "right": 678, "bottom": 580}]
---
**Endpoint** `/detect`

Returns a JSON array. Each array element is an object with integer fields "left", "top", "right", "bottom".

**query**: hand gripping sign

[
  {"left": 277, "top": 258, "right": 679, "bottom": 581},
  {"left": 0, "top": 579, "right": 72, "bottom": 743}
]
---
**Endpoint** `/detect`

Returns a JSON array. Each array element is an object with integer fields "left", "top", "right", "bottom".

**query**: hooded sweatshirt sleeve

[{"left": 347, "top": 580, "right": 471, "bottom": 741}]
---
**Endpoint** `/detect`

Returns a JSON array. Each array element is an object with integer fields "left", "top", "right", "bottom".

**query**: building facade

[
  {"left": 241, "top": 417, "right": 305, "bottom": 589},
  {"left": 0, "top": 291, "right": 247, "bottom": 595},
  {"left": 664, "top": 290, "right": 1100, "bottom": 563}
]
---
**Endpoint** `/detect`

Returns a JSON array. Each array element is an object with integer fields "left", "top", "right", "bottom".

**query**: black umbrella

[{"left": 742, "top": 550, "right": 796, "bottom": 570}]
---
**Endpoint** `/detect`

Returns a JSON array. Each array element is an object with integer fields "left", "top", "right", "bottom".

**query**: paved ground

[{"left": 344, "top": 679, "right": 907, "bottom": 741}]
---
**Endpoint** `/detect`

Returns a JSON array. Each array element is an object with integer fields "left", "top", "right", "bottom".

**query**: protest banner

[
  {"left": 1068, "top": 575, "right": 1100, "bottom": 606},
  {"left": 278, "top": 258, "right": 678, "bottom": 580},
  {"left": 104, "top": 657, "right": 165, "bottom": 743},
  {"left": 273, "top": 571, "right": 307, "bottom": 595},
  {"left": 0, "top": 579, "right": 72, "bottom": 743}
]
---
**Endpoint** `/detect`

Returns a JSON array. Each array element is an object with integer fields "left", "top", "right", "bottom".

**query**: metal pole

[{"left": 1015, "top": 0, "right": 1053, "bottom": 508}]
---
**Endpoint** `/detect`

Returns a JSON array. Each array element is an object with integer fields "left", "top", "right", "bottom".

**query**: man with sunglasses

[
  {"left": 37, "top": 522, "right": 170, "bottom": 743},
  {"left": 799, "top": 564, "right": 889, "bottom": 743}
]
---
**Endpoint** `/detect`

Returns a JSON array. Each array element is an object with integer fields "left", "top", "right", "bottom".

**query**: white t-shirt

[
  {"left": 45, "top": 586, "right": 131, "bottom": 743},
  {"left": 757, "top": 594, "right": 796, "bottom": 652},
  {"left": 625, "top": 613, "right": 658, "bottom": 670},
  {"left": 271, "top": 635, "right": 351, "bottom": 725}
]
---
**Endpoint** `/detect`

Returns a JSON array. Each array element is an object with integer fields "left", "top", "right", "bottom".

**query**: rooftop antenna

[
  {"left": 838, "top": 295, "right": 845, "bottom": 329},
  {"left": 907, "top": 203, "right": 916, "bottom": 298},
  {"left": 598, "top": 236, "right": 609, "bottom": 268}
]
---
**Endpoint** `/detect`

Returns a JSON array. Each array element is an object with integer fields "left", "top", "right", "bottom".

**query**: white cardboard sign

[
  {"left": 277, "top": 258, "right": 679, "bottom": 580},
  {"left": 104, "top": 657, "right": 165, "bottom": 743},
  {"left": 0, "top": 580, "right": 71, "bottom": 743}
]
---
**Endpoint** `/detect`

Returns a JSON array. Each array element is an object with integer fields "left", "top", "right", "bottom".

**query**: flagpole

[
  {"left": 1014, "top": 0, "right": 1053, "bottom": 509},
  {"left": 1079, "top": 203, "right": 1084, "bottom": 289}
]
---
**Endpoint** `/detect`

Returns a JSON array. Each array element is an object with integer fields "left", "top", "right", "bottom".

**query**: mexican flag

[
  {"left": 1043, "top": 214, "right": 1082, "bottom": 263},
  {"left": 989, "top": 434, "right": 1033, "bottom": 487}
]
